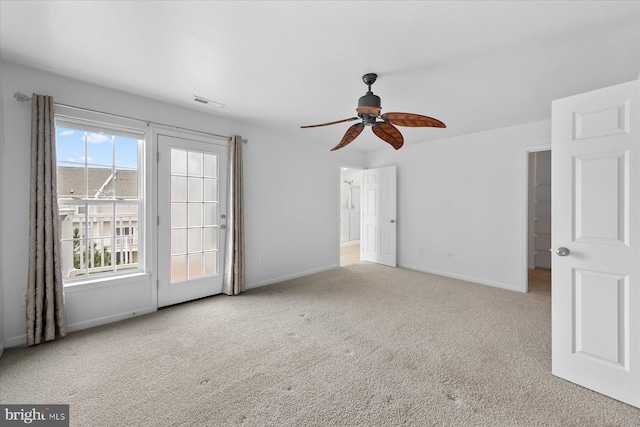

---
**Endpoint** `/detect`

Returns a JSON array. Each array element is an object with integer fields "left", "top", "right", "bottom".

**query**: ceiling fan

[{"left": 301, "top": 73, "right": 446, "bottom": 151}]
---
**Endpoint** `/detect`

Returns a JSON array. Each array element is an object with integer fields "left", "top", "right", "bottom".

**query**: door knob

[
  {"left": 556, "top": 247, "right": 570, "bottom": 257},
  {"left": 219, "top": 224, "right": 227, "bottom": 230},
  {"left": 390, "top": 219, "right": 395, "bottom": 223}
]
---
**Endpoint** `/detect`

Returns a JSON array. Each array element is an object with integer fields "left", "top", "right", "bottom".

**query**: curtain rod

[{"left": 13, "top": 92, "right": 247, "bottom": 144}]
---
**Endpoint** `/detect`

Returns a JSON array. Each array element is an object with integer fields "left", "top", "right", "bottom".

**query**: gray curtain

[
  {"left": 27, "top": 93, "right": 67, "bottom": 345},
  {"left": 222, "top": 135, "right": 245, "bottom": 295}
]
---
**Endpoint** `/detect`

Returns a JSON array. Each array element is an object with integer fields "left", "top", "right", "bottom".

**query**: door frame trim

[{"left": 521, "top": 144, "right": 552, "bottom": 293}]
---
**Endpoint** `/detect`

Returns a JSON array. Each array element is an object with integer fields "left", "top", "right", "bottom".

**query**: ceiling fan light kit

[{"left": 301, "top": 73, "right": 446, "bottom": 151}]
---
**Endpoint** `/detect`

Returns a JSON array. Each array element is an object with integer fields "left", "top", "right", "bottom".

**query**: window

[{"left": 56, "top": 118, "right": 144, "bottom": 282}]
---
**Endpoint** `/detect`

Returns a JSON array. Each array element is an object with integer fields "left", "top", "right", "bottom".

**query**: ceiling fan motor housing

[{"left": 357, "top": 92, "right": 381, "bottom": 117}]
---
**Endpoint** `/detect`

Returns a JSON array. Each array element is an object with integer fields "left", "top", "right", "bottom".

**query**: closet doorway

[
  {"left": 527, "top": 149, "right": 552, "bottom": 292},
  {"left": 340, "top": 166, "right": 362, "bottom": 266}
]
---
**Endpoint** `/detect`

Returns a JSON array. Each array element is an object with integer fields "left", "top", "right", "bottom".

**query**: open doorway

[
  {"left": 527, "top": 149, "right": 552, "bottom": 293},
  {"left": 340, "top": 166, "right": 362, "bottom": 266}
]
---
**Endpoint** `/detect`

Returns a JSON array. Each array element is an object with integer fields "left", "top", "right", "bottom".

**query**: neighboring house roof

[{"left": 58, "top": 167, "right": 138, "bottom": 199}]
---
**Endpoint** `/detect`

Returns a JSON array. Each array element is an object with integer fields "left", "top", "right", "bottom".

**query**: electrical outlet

[{"left": 447, "top": 250, "right": 454, "bottom": 258}]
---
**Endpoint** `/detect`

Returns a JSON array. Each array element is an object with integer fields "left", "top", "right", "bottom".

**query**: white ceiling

[{"left": 1, "top": 1, "right": 639, "bottom": 152}]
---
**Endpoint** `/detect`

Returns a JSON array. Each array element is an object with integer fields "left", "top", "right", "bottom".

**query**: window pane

[
  {"left": 204, "top": 179, "right": 217, "bottom": 202},
  {"left": 188, "top": 228, "right": 202, "bottom": 253},
  {"left": 114, "top": 136, "right": 138, "bottom": 168},
  {"left": 203, "top": 153, "right": 217, "bottom": 178},
  {"left": 171, "top": 203, "right": 187, "bottom": 228},
  {"left": 114, "top": 169, "right": 138, "bottom": 200},
  {"left": 204, "top": 203, "right": 218, "bottom": 226},
  {"left": 188, "top": 253, "right": 202, "bottom": 280},
  {"left": 71, "top": 238, "right": 88, "bottom": 276},
  {"left": 115, "top": 237, "right": 137, "bottom": 270},
  {"left": 86, "top": 132, "right": 114, "bottom": 167},
  {"left": 204, "top": 228, "right": 217, "bottom": 251},
  {"left": 188, "top": 151, "right": 203, "bottom": 177},
  {"left": 57, "top": 164, "right": 85, "bottom": 199},
  {"left": 58, "top": 203, "right": 85, "bottom": 278},
  {"left": 86, "top": 238, "right": 113, "bottom": 270},
  {"left": 87, "top": 204, "right": 114, "bottom": 238},
  {"left": 88, "top": 166, "right": 116, "bottom": 199},
  {"left": 115, "top": 204, "right": 138, "bottom": 269},
  {"left": 171, "top": 229, "right": 187, "bottom": 255},
  {"left": 204, "top": 251, "right": 217, "bottom": 277},
  {"left": 171, "top": 255, "right": 187, "bottom": 283},
  {"left": 56, "top": 127, "right": 86, "bottom": 164},
  {"left": 115, "top": 204, "right": 138, "bottom": 232},
  {"left": 188, "top": 178, "right": 202, "bottom": 202},
  {"left": 171, "top": 149, "right": 187, "bottom": 176},
  {"left": 71, "top": 238, "right": 85, "bottom": 274},
  {"left": 188, "top": 203, "right": 202, "bottom": 227},
  {"left": 171, "top": 176, "right": 187, "bottom": 202}
]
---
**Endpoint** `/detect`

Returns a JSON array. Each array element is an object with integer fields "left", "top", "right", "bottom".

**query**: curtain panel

[
  {"left": 222, "top": 135, "right": 245, "bottom": 295},
  {"left": 27, "top": 93, "right": 67, "bottom": 345}
]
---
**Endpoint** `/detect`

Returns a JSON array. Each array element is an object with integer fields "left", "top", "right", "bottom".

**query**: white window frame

[{"left": 55, "top": 111, "right": 148, "bottom": 286}]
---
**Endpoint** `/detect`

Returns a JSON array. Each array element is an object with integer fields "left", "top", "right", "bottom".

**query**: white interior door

[
  {"left": 361, "top": 166, "right": 397, "bottom": 267},
  {"left": 552, "top": 79, "right": 639, "bottom": 407},
  {"left": 157, "top": 134, "right": 227, "bottom": 307}
]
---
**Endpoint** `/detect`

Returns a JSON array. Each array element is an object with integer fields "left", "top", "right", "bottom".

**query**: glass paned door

[{"left": 157, "top": 134, "right": 227, "bottom": 307}]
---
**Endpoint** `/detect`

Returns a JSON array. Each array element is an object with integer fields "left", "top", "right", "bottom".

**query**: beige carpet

[{"left": 1, "top": 264, "right": 639, "bottom": 426}]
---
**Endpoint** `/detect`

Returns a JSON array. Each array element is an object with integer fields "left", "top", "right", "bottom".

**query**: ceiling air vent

[{"left": 193, "top": 95, "right": 225, "bottom": 108}]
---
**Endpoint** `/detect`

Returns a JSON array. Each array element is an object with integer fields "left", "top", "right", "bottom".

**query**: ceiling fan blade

[
  {"left": 372, "top": 122, "right": 404, "bottom": 150},
  {"left": 330, "top": 123, "right": 365, "bottom": 151},
  {"left": 301, "top": 117, "right": 359, "bottom": 128},
  {"left": 383, "top": 112, "right": 446, "bottom": 128}
]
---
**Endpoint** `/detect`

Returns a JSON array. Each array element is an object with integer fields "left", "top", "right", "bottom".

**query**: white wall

[
  {"left": 366, "top": 121, "right": 551, "bottom": 292},
  {"left": 1, "top": 61, "right": 366, "bottom": 347},
  {"left": 241, "top": 121, "right": 365, "bottom": 287},
  {"left": 0, "top": 59, "right": 5, "bottom": 356}
]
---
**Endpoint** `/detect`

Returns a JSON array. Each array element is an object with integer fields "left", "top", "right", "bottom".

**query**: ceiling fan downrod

[{"left": 357, "top": 73, "right": 382, "bottom": 117}]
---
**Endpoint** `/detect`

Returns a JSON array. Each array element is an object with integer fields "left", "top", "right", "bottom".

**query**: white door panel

[
  {"left": 362, "top": 166, "right": 397, "bottom": 267},
  {"left": 157, "top": 134, "right": 227, "bottom": 307},
  {"left": 552, "top": 79, "right": 639, "bottom": 407}
]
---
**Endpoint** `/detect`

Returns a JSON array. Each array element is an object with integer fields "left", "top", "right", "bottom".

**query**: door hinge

[
  {"left": 157, "top": 151, "right": 159, "bottom": 162},
  {"left": 156, "top": 279, "right": 159, "bottom": 289}
]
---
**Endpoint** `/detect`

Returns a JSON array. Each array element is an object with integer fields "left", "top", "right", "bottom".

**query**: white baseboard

[
  {"left": 340, "top": 240, "right": 360, "bottom": 247},
  {"left": 247, "top": 264, "right": 340, "bottom": 290},
  {"left": 4, "top": 306, "right": 156, "bottom": 348},
  {"left": 399, "top": 263, "right": 524, "bottom": 293},
  {"left": 66, "top": 306, "right": 156, "bottom": 333},
  {"left": 5, "top": 334, "right": 26, "bottom": 348}
]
